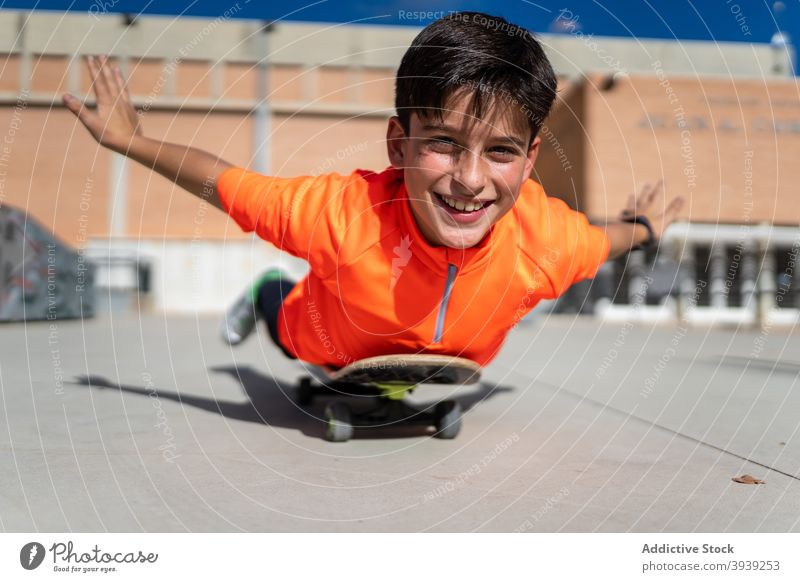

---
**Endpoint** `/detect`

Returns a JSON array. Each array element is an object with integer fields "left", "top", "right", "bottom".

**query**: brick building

[{"left": 0, "top": 10, "right": 797, "bottom": 322}]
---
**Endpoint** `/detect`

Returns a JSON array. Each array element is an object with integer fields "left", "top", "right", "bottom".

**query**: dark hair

[{"left": 395, "top": 12, "right": 557, "bottom": 143}]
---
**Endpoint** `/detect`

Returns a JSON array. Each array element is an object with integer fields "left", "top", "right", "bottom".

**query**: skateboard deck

[
  {"left": 318, "top": 354, "right": 481, "bottom": 386},
  {"left": 297, "top": 354, "right": 482, "bottom": 441}
]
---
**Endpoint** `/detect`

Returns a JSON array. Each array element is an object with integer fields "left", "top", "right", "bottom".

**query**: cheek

[
  {"left": 415, "top": 150, "right": 453, "bottom": 174},
  {"left": 490, "top": 164, "right": 526, "bottom": 208},
  {"left": 408, "top": 151, "right": 451, "bottom": 189}
]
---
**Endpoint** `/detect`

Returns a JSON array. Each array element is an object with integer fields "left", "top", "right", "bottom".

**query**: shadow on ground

[{"left": 69, "top": 365, "right": 513, "bottom": 441}]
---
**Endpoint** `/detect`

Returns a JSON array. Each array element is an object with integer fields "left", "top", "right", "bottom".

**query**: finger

[
  {"left": 99, "top": 56, "right": 120, "bottom": 100},
  {"left": 113, "top": 66, "right": 130, "bottom": 101},
  {"left": 62, "top": 93, "right": 86, "bottom": 120},
  {"left": 627, "top": 182, "right": 647, "bottom": 213},
  {"left": 634, "top": 181, "right": 662, "bottom": 217},
  {"left": 665, "top": 196, "right": 685, "bottom": 218},
  {"left": 86, "top": 55, "right": 111, "bottom": 102},
  {"left": 645, "top": 179, "right": 664, "bottom": 206},
  {"left": 62, "top": 93, "right": 98, "bottom": 130}
]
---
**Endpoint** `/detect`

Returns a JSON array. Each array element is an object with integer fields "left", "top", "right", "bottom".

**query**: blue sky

[{"left": 2, "top": 0, "right": 794, "bottom": 45}]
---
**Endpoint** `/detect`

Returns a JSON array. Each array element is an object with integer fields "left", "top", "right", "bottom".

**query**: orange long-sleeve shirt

[{"left": 216, "top": 166, "right": 609, "bottom": 367}]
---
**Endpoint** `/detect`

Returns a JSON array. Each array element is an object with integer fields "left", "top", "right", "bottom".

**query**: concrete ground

[{"left": 1, "top": 313, "right": 798, "bottom": 532}]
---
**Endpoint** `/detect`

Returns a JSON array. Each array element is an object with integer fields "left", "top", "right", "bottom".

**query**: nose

[{"left": 452, "top": 149, "right": 486, "bottom": 196}]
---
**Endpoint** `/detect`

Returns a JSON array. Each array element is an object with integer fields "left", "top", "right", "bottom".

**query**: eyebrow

[{"left": 420, "top": 123, "right": 527, "bottom": 150}]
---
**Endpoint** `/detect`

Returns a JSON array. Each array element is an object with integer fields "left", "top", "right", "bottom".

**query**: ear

[
  {"left": 523, "top": 136, "right": 541, "bottom": 177},
  {"left": 386, "top": 116, "right": 407, "bottom": 168}
]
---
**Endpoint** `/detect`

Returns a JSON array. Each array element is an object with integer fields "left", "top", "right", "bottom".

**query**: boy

[{"left": 63, "top": 12, "right": 683, "bottom": 368}]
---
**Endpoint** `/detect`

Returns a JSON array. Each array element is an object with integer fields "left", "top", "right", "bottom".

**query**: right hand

[
  {"left": 618, "top": 180, "right": 685, "bottom": 241},
  {"left": 62, "top": 55, "right": 142, "bottom": 152}
]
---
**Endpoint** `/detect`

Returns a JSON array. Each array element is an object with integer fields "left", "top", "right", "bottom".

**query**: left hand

[
  {"left": 63, "top": 55, "right": 143, "bottom": 153},
  {"left": 619, "top": 180, "right": 685, "bottom": 241}
]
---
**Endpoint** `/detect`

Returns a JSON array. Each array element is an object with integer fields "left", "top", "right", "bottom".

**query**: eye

[
  {"left": 426, "top": 136, "right": 459, "bottom": 153},
  {"left": 488, "top": 146, "right": 517, "bottom": 160}
]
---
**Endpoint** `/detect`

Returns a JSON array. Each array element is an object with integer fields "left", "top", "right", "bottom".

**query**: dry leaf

[{"left": 732, "top": 474, "right": 765, "bottom": 484}]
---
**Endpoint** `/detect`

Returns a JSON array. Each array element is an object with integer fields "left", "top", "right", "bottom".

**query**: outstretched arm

[
  {"left": 62, "top": 55, "right": 232, "bottom": 210},
  {"left": 603, "top": 181, "right": 685, "bottom": 260}
]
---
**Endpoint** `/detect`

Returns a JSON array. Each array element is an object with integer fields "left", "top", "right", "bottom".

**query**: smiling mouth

[{"left": 433, "top": 192, "right": 495, "bottom": 213}]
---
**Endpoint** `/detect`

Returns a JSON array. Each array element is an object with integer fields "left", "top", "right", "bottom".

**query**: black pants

[{"left": 255, "top": 277, "right": 298, "bottom": 359}]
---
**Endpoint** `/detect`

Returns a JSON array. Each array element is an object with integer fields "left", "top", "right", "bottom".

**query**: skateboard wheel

[
  {"left": 434, "top": 400, "right": 462, "bottom": 439},
  {"left": 297, "top": 376, "right": 314, "bottom": 406},
  {"left": 324, "top": 402, "right": 354, "bottom": 442}
]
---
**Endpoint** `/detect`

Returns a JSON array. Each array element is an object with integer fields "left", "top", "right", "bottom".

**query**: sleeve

[
  {"left": 539, "top": 196, "right": 611, "bottom": 298},
  {"left": 216, "top": 166, "right": 354, "bottom": 276}
]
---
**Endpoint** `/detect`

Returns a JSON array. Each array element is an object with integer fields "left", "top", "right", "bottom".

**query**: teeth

[{"left": 440, "top": 195, "right": 484, "bottom": 212}]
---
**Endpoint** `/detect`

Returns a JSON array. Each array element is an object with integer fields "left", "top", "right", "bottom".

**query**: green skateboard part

[{"left": 373, "top": 382, "right": 415, "bottom": 400}]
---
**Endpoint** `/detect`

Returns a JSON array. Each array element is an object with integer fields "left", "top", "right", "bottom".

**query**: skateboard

[{"left": 295, "top": 354, "right": 481, "bottom": 442}]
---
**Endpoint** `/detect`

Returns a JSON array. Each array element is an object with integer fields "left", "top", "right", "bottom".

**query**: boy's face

[{"left": 387, "top": 91, "right": 540, "bottom": 249}]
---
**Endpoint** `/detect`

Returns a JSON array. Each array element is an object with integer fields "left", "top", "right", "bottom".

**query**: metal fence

[{"left": 553, "top": 222, "right": 800, "bottom": 328}]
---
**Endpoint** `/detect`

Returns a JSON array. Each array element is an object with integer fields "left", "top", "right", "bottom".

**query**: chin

[{"left": 438, "top": 227, "right": 489, "bottom": 249}]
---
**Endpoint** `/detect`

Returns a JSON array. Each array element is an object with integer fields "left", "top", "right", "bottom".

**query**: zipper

[{"left": 432, "top": 263, "right": 458, "bottom": 343}]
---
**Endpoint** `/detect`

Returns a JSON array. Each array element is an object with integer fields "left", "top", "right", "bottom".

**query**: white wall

[{"left": 87, "top": 237, "right": 309, "bottom": 314}]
